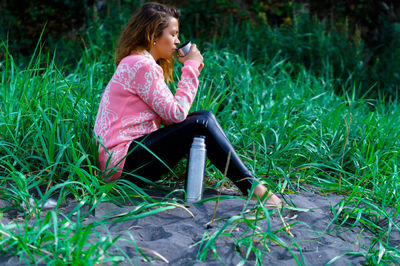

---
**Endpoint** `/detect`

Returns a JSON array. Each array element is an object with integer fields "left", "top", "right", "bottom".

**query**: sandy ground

[{"left": 1, "top": 185, "right": 399, "bottom": 265}]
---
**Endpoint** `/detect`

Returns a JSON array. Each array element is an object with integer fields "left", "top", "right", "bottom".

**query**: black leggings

[{"left": 122, "top": 111, "right": 254, "bottom": 195}]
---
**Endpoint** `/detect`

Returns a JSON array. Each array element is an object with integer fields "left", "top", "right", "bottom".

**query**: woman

[{"left": 94, "top": 2, "right": 281, "bottom": 206}]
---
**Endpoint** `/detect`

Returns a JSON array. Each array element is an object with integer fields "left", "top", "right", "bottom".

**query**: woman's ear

[{"left": 151, "top": 35, "right": 159, "bottom": 47}]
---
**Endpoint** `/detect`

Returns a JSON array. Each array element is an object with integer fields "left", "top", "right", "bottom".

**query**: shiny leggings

[{"left": 122, "top": 111, "right": 254, "bottom": 195}]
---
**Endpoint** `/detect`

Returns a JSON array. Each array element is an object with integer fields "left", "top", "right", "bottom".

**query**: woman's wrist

[
  {"left": 184, "top": 59, "right": 200, "bottom": 67},
  {"left": 183, "top": 60, "right": 202, "bottom": 73}
]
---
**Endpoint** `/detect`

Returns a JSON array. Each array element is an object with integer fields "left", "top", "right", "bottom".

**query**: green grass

[{"left": 1, "top": 18, "right": 400, "bottom": 264}]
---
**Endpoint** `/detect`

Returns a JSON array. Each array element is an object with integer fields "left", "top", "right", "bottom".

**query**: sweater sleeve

[{"left": 135, "top": 59, "right": 200, "bottom": 124}]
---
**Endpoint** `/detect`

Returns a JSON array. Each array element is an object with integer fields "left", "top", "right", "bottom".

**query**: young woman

[{"left": 94, "top": 2, "right": 282, "bottom": 206}]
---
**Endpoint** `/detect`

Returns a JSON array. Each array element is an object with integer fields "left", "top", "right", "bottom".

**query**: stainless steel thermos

[{"left": 186, "top": 135, "right": 206, "bottom": 203}]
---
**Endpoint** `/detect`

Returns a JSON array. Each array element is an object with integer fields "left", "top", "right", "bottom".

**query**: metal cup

[{"left": 177, "top": 41, "right": 192, "bottom": 56}]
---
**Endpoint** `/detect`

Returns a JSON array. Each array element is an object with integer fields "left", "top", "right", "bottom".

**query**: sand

[{"left": 1, "top": 184, "right": 398, "bottom": 265}]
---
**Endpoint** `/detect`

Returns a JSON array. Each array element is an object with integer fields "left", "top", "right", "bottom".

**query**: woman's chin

[{"left": 169, "top": 51, "right": 177, "bottom": 58}]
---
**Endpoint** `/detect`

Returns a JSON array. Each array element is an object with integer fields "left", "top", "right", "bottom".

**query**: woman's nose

[{"left": 175, "top": 37, "right": 180, "bottom": 45}]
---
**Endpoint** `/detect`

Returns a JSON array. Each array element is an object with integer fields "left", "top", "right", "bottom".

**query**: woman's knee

[{"left": 188, "top": 110, "right": 216, "bottom": 126}]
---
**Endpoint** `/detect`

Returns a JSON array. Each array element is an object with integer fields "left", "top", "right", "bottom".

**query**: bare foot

[{"left": 251, "top": 184, "right": 283, "bottom": 207}]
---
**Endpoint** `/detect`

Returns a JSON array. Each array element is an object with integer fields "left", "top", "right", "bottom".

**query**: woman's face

[{"left": 153, "top": 17, "right": 180, "bottom": 60}]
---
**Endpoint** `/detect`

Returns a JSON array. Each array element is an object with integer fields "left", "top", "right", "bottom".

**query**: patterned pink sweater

[{"left": 94, "top": 51, "right": 201, "bottom": 181}]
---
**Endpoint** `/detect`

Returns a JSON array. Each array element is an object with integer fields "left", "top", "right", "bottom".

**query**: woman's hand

[{"left": 178, "top": 44, "right": 204, "bottom": 72}]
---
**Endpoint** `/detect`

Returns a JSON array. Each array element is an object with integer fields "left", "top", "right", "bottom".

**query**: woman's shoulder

[
  {"left": 120, "top": 51, "right": 157, "bottom": 68},
  {"left": 116, "top": 51, "right": 163, "bottom": 79}
]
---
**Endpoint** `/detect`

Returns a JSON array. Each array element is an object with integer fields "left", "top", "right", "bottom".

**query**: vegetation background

[
  {"left": 1, "top": 0, "right": 400, "bottom": 264},
  {"left": 2, "top": 0, "right": 400, "bottom": 97}
]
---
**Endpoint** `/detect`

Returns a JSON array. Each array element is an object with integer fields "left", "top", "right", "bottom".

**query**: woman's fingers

[
  {"left": 198, "top": 62, "right": 204, "bottom": 72},
  {"left": 178, "top": 49, "right": 185, "bottom": 57}
]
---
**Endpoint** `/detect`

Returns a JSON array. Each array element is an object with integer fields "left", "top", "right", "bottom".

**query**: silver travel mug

[
  {"left": 186, "top": 135, "right": 206, "bottom": 203},
  {"left": 177, "top": 41, "right": 192, "bottom": 56}
]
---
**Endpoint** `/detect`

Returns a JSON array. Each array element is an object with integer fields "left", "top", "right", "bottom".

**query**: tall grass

[
  {"left": 1, "top": 17, "right": 400, "bottom": 264},
  {"left": 191, "top": 48, "right": 400, "bottom": 263}
]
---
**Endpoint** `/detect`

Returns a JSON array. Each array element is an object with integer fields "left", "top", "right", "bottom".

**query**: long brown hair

[{"left": 115, "top": 2, "right": 180, "bottom": 83}]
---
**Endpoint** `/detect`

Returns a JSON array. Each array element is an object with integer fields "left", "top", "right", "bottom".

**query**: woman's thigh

[{"left": 122, "top": 111, "right": 211, "bottom": 182}]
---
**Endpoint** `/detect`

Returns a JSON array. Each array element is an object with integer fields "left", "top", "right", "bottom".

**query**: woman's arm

[{"left": 134, "top": 58, "right": 201, "bottom": 124}]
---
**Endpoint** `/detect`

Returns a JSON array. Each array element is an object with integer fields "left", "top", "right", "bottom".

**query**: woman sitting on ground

[{"left": 94, "top": 2, "right": 282, "bottom": 206}]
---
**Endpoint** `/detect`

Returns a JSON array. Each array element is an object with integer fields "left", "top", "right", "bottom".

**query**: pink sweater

[{"left": 94, "top": 51, "right": 201, "bottom": 181}]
